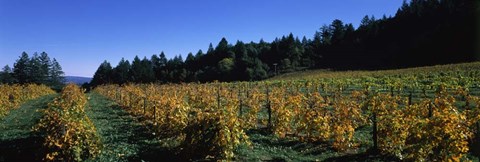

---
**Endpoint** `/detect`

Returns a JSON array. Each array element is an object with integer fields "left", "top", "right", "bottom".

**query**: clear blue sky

[{"left": 0, "top": 0, "right": 404, "bottom": 77}]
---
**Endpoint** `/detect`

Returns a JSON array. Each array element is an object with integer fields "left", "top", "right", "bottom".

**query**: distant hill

[
  {"left": 64, "top": 76, "right": 92, "bottom": 85},
  {"left": 268, "top": 62, "right": 480, "bottom": 81}
]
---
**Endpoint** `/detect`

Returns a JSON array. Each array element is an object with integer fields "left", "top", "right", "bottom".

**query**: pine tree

[
  {"left": 113, "top": 58, "right": 131, "bottom": 84},
  {"left": 28, "top": 52, "right": 43, "bottom": 83},
  {"left": 0, "top": 65, "right": 15, "bottom": 84},
  {"left": 158, "top": 52, "right": 168, "bottom": 82},
  {"left": 140, "top": 57, "right": 155, "bottom": 83},
  {"left": 49, "top": 58, "right": 65, "bottom": 89},
  {"left": 39, "top": 52, "right": 52, "bottom": 84},
  {"left": 91, "top": 60, "right": 113, "bottom": 87},
  {"left": 130, "top": 56, "right": 142, "bottom": 83},
  {"left": 331, "top": 19, "right": 346, "bottom": 44},
  {"left": 13, "top": 52, "right": 30, "bottom": 84}
]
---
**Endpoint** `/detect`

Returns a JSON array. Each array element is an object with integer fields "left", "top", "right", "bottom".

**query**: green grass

[
  {"left": 0, "top": 94, "right": 56, "bottom": 161},
  {"left": 85, "top": 93, "right": 178, "bottom": 162},
  {"left": 234, "top": 125, "right": 400, "bottom": 162},
  {"left": 236, "top": 131, "right": 340, "bottom": 161}
]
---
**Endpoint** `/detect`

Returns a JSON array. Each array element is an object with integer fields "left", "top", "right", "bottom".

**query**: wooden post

[
  {"left": 238, "top": 88, "right": 243, "bottom": 116},
  {"left": 153, "top": 102, "right": 156, "bottom": 121},
  {"left": 428, "top": 102, "right": 433, "bottom": 118},
  {"left": 390, "top": 87, "right": 394, "bottom": 97},
  {"left": 305, "top": 82, "right": 309, "bottom": 97},
  {"left": 8, "top": 94, "right": 14, "bottom": 103},
  {"left": 372, "top": 112, "right": 378, "bottom": 153},
  {"left": 408, "top": 91, "right": 413, "bottom": 105},
  {"left": 143, "top": 97, "right": 147, "bottom": 115},
  {"left": 217, "top": 84, "right": 221, "bottom": 110},
  {"left": 266, "top": 84, "right": 272, "bottom": 129},
  {"left": 477, "top": 122, "right": 480, "bottom": 140},
  {"left": 422, "top": 88, "right": 427, "bottom": 99},
  {"left": 118, "top": 89, "right": 122, "bottom": 104},
  {"left": 22, "top": 87, "right": 26, "bottom": 101},
  {"left": 129, "top": 92, "right": 133, "bottom": 108},
  {"left": 117, "top": 88, "right": 120, "bottom": 101},
  {"left": 474, "top": 94, "right": 479, "bottom": 152},
  {"left": 465, "top": 94, "right": 470, "bottom": 110}
]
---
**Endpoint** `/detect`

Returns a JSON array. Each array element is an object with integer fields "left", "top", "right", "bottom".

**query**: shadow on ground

[
  {"left": 87, "top": 93, "right": 181, "bottom": 162},
  {"left": 0, "top": 95, "right": 54, "bottom": 162},
  {"left": 0, "top": 136, "right": 45, "bottom": 161},
  {"left": 237, "top": 127, "right": 400, "bottom": 162}
]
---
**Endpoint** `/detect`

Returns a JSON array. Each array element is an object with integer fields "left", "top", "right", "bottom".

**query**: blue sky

[{"left": 0, "top": 0, "right": 404, "bottom": 77}]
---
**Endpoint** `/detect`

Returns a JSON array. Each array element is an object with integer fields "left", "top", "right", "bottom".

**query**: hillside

[
  {"left": 64, "top": 76, "right": 92, "bottom": 85},
  {"left": 269, "top": 61, "right": 480, "bottom": 81}
]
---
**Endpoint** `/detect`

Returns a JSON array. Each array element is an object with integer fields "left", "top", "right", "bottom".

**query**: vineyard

[
  {"left": 34, "top": 84, "right": 102, "bottom": 161},
  {"left": 93, "top": 63, "right": 480, "bottom": 161},
  {"left": 1, "top": 63, "right": 480, "bottom": 161},
  {"left": 0, "top": 84, "right": 55, "bottom": 119}
]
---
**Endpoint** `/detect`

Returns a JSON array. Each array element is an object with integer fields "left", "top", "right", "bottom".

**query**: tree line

[
  {"left": 0, "top": 52, "right": 65, "bottom": 90},
  {"left": 2, "top": 1, "right": 476, "bottom": 88},
  {"left": 87, "top": 0, "right": 478, "bottom": 86}
]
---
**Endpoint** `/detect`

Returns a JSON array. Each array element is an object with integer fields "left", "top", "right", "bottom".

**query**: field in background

[{"left": 270, "top": 62, "right": 480, "bottom": 81}]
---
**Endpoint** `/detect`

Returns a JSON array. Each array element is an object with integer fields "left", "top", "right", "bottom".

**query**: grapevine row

[
  {"left": 34, "top": 84, "right": 102, "bottom": 161},
  {"left": 95, "top": 83, "right": 250, "bottom": 160},
  {"left": 0, "top": 84, "right": 55, "bottom": 119},
  {"left": 95, "top": 78, "right": 480, "bottom": 161}
]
